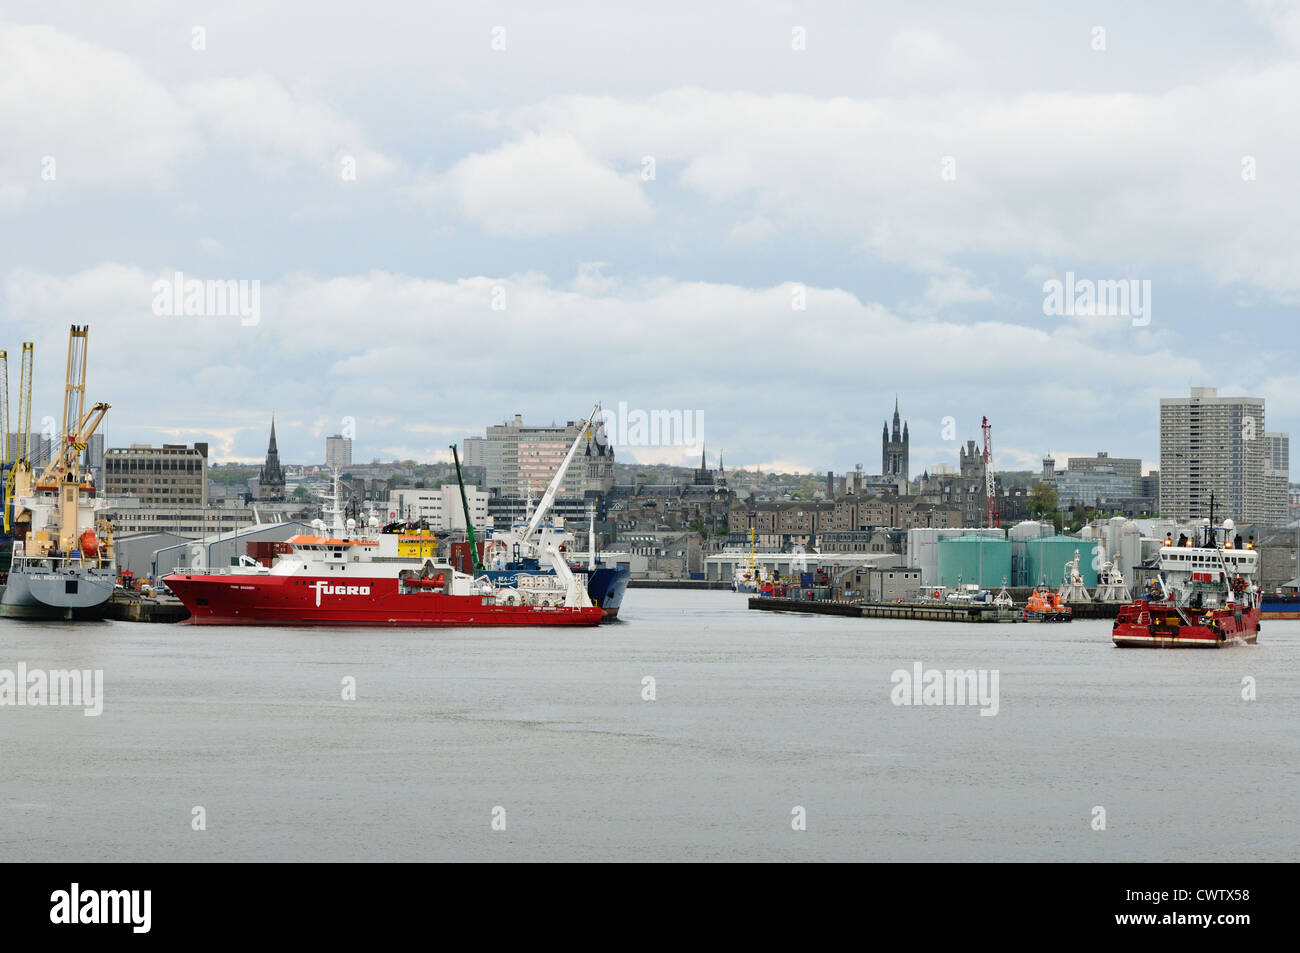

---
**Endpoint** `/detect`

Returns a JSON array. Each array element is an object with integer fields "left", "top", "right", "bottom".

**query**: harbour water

[{"left": 1, "top": 589, "right": 1296, "bottom": 862}]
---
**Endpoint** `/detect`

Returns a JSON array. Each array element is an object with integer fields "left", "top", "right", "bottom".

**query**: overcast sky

[{"left": 2, "top": 1, "right": 1297, "bottom": 477}]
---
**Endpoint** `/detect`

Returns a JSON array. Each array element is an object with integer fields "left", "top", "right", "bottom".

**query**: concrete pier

[
  {"left": 629, "top": 579, "right": 734, "bottom": 590},
  {"left": 749, "top": 597, "right": 1122, "bottom": 622},
  {"left": 106, "top": 591, "right": 191, "bottom": 623}
]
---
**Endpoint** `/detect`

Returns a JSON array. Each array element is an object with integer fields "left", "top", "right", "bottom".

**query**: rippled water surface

[{"left": 1, "top": 589, "right": 1296, "bottom": 861}]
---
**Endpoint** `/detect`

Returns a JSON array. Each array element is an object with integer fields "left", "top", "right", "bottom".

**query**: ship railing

[{"left": 10, "top": 552, "right": 106, "bottom": 570}]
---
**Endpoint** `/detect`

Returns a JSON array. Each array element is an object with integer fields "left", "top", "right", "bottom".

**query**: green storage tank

[
  {"left": 936, "top": 535, "right": 1011, "bottom": 588},
  {"left": 1020, "top": 536, "right": 1103, "bottom": 588}
]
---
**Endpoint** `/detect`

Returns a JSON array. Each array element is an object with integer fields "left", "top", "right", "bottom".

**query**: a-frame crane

[{"left": 4, "top": 342, "right": 34, "bottom": 535}]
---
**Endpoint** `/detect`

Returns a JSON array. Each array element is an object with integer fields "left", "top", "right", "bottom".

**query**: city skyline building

[
  {"left": 483, "top": 415, "right": 615, "bottom": 499},
  {"left": 104, "top": 442, "right": 209, "bottom": 507},
  {"left": 1159, "top": 386, "right": 1282, "bottom": 524},
  {"left": 325, "top": 433, "right": 352, "bottom": 470}
]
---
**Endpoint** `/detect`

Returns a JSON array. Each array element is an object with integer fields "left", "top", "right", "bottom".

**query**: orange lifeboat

[
  {"left": 1022, "top": 587, "right": 1073, "bottom": 622},
  {"left": 80, "top": 529, "right": 99, "bottom": 555}
]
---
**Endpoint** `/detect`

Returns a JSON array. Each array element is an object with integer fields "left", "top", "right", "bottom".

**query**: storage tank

[
  {"left": 1008, "top": 520, "right": 1054, "bottom": 541},
  {"left": 936, "top": 535, "right": 1012, "bottom": 588},
  {"left": 1009, "top": 520, "right": 1054, "bottom": 585},
  {"left": 1022, "top": 535, "right": 1102, "bottom": 588},
  {"left": 908, "top": 527, "right": 1003, "bottom": 585}
]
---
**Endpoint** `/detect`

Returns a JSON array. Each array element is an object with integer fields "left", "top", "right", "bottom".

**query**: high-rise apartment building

[
  {"left": 1263, "top": 432, "right": 1291, "bottom": 526},
  {"left": 1159, "top": 387, "right": 1277, "bottom": 523},
  {"left": 461, "top": 436, "right": 486, "bottom": 468},
  {"left": 325, "top": 434, "right": 352, "bottom": 470}
]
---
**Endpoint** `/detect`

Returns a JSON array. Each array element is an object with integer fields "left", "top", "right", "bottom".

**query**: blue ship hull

[
  {"left": 1261, "top": 594, "right": 1300, "bottom": 619},
  {"left": 586, "top": 566, "right": 630, "bottom": 620}
]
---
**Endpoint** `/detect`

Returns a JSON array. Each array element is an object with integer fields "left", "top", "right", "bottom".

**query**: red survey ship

[
  {"left": 164, "top": 530, "right": 603, "bottom": 628},
  {"left": 1112, "top": 519, "right": 1260, "bottom": 648}
]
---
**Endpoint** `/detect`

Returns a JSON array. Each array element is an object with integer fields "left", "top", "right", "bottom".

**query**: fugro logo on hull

[{"left": 310, "top": 582, "right": 372, "bottom": 607}]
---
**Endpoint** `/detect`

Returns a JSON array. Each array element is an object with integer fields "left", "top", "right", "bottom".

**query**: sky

[{"left": 1, "top": 1, "right": 1297, "bottom": 478}]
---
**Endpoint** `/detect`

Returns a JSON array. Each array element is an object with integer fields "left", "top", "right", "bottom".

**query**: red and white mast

[{"left": 982, "top": 415, "right": 1000, "bottom": 529}]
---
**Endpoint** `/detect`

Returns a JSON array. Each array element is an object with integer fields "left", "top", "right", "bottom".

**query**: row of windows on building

[{"left": 105, "top": 458, "right": 203, "bottom": 473}]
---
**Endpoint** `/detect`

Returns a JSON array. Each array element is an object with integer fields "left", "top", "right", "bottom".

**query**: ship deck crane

[
  {"left": 449, "top": 443, "right": 484, "bottom": 574},
  {"left": 1, "top": 350, "right": 9, "bottom": 472},
  {"left": 4, "top": 342, "right": 34, "bottom": 534},
  {"left": 38, "top": 326, "right": 110, "bottom": 486},
  {"left": 982, "top": 415, "right": 1000, "bottom": 529},
  {"left": 34, "top": 327, "right": 110, "bottom": 558},
  {"left": 523, "top": 403, "right": 601, "bottom": 542}
]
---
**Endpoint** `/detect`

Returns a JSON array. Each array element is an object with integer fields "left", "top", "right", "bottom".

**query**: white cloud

[
  {"left": 181, "top": 75, "right": 399, "bottom": 181},
  {"left": 0, "top": 21, "right": 198, "bottom": 197},
  {"left": 923, "top": 272, "right": 997, "bottom": 307},
  {"left": 0, "top": 21, "right": 399, "bottom": 207},
  {"left": 445, "top": 133, "right": 652, "bottom": 237},
  {"left": 494, "top": 76, "right": 1300, "bottom": 296},
  {"left": 1249, "top": 0, "right": 1300, "bottom": 49},
  {"left": 1, "top": 263, "right": 1249, "bottom": 471}
]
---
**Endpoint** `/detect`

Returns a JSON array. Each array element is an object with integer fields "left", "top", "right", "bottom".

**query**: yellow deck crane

[
  {"left": 35, "top": 327, "right": 110, "bottom": 555},
  {"left": 4, "top": 342, "right": 33, "bottom": 536},
  {"left": 1, "top": 350, "right": 8, "bottom": 534}
]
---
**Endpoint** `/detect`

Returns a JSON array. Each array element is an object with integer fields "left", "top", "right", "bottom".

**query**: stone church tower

[
  {"left": 881, "top": 398, "right": 909, "bottom": 484},
  {"left": 258, "top": 416, "right": 286, "bottom": 502}
]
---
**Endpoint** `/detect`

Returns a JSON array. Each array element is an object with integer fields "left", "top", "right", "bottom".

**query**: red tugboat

[{"left": 1112, "top": 518, "right": 1260, "bottom": 648}]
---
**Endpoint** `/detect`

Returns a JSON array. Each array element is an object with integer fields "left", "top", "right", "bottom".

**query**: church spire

[{"left": 258, "top": 414, "right": 285, "bottom": 502}]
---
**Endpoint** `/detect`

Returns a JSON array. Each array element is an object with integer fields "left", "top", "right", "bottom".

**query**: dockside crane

[
  {"left": 34, "top": 327, "right": 110, "bottom": 555},
  {"left": 1, "top": 350, "right": 9, "bottom": 471},
  {"left": 4, "top": 342, "right": 34, "bottom": 535},
  {"left": 0, "top": 351, "right": 8, "bottom": 534},
  {"left": 39, "top": 326, "right": 110, "bottom": 487},
  {"left": 982, "top": 415, "right": 1000, "bottom": 529}
]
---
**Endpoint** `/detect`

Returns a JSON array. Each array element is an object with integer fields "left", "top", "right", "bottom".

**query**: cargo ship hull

[
  {"left": 586, "top": 566, "right": 629, "bottom": 620},
  {"left": 1261, "top": 594, "right": 1300, "bottom": 619},
  {"left": 0, "top": 561, "right": 116, "bottom": 620},
  {"left": 164, "top": 573, "right": 603, "bottom": 627}
]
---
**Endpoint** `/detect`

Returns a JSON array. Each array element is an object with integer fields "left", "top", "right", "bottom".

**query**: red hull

[
  {"left": 1112, "top": 599, "right": 1259, "bottom": 648},
  {"left": 164, "top": 573, "right": 604, "bottom": 627}
]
